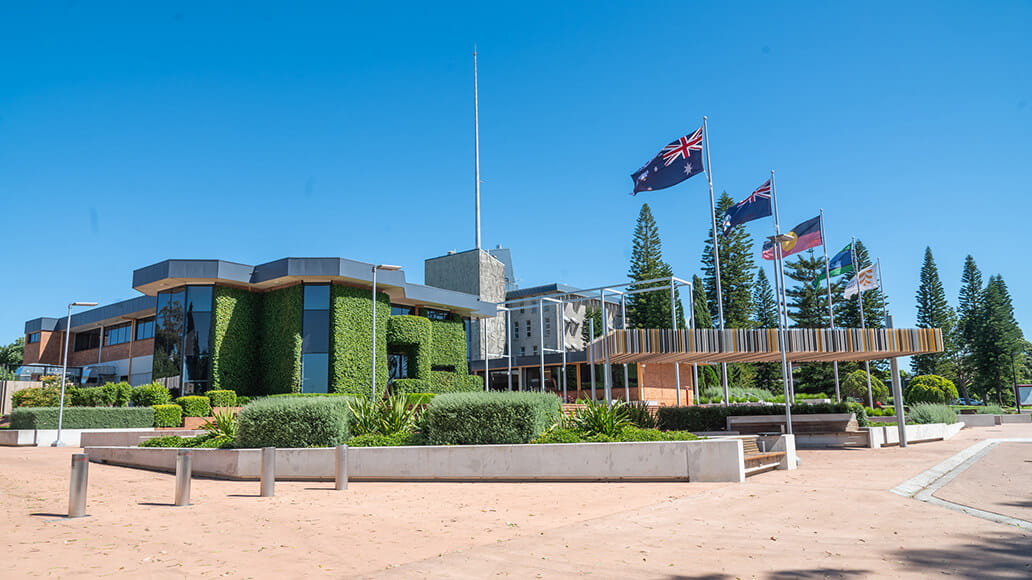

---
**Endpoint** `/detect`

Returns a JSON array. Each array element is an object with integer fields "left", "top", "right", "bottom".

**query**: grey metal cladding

[
  {"left": 49, "top": 295, "right": 158, "bottom": 331},
  {"left": 24, "top": 318, "right": 60, "bottom": 334},
  {"left": 132, "top": 259, "right": 253, "bottom": 288}
]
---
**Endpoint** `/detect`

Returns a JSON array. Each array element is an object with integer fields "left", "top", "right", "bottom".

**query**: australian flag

[
  {"left": 631, "top": 128, "right": 705, "bottom": 195},
  {"left": 722, "top": 180, "right": 773, "bottom": 235}
]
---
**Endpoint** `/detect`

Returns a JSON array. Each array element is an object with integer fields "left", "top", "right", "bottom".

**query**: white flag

[{"left": 844, "top": 265, "right": 879, "bottom": 299}]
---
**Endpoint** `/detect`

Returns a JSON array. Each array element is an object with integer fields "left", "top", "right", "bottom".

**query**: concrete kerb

[{"left": 891, "top": 438, "right": 1032, "bottom": 531}]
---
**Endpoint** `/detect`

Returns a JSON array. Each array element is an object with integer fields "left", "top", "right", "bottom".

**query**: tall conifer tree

[
  {"left": 752, "top": 268, "right": 780, "bottom": 390},
  {"left": 692, "top": 275, "right": 720, "bottom": 388},
  {"left": 700, "top": 193, "right": 757, "bottom": 328},
  {"left": 783, "top": 250, "right": 839, "bottom": 393},
  {"left": 972, "top": 276, "right": 1023, "bottom": 404},
  {"left": 954, "top": 255, "right": 984, "bottom": 397},
  {"left": 836, "top": 240, "right": 886, "bottom": 329},
  {"left": 626, "top": 203, "right": 685, "bottom": 329},
  {"left": 912, "top": 247, "right": 956, "bottom": 377}
]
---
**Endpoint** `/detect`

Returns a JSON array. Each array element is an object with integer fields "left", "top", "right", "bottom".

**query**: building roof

[{"left": 506, "top": 283, "right": 622, "bottom": 305}]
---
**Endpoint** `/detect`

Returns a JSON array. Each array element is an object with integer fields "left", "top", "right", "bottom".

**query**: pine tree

[
  {"left": 954, "top": 255, "right": 984, "bottom": 398},
  {"left": 972, "top": 276, "right": 1023, "bottom": 404},
  {"left": 700, "top": 192, "right": 758, "bottom": 329},
  {"left": 752, "top": 268, "right": 781, "bottom": 390},
  {"left": 581, "top": 306, "right": 603, "bottom": 344},
  {"left": 782, "top": 250, "right": 839, "bottom": 393},
  {"left": 626, "top": 203, "right": 685, "bottom": 329},
  {"left": 911, "top": 247, "right": 956, "bottom": 377},
  {"left": 691, "top": 275, "right": 719, "bottom": 388}
]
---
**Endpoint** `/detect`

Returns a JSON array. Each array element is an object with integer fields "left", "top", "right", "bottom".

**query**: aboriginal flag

[{"left": 762, "top": 216, "right": 823, "bottom": 260}]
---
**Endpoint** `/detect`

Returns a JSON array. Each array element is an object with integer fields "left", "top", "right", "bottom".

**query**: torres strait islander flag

[
  {"left": 630, "top": 128, "right": 705, "bottom": 194},
  {"left": 762, "top": 215, "right": 823, "bottom": 260}
]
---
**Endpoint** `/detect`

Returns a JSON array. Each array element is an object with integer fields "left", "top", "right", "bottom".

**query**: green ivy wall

[
  {"left": 211, "top": 286, "right": 261, "bottom": 395},
  {"left": 329, "top": 285, "right": 391, "bottom": 396},
  {"left": 260, "top": 286, "right": 303, "bottom": 394}
]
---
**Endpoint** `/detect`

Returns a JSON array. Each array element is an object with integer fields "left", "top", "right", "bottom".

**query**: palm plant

[
  {"left": 201, "top": 408, "right": 238, "bottom": 446},
  {"left": 571, "top": 400, "right": 631, "bottom": 437}
]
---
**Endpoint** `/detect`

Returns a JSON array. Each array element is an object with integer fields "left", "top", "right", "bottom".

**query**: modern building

[{"left": 21, "top": 257, "right": 495, "bottom": 396}]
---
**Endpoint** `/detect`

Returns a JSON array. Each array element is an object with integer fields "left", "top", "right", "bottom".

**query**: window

[
  {"left": 421, "top": 308, "right": 450, "bottom": 321},
  {"left": 74, "top": 330, "right": 101, "bottom": 351},
  {"left": 27, "top": 333, "right": 40, "bottom": 344},
  {"left": 301, "top": 285, "right": 331, "bottom": 394},
  {"left": 105, "top": 324, "right": 132, "bottom": 346},
  {"left": 520, "top": 346, "right": 526, "bottom": 356},
  {"left": 545, "top": 318, "right": 551, "bottom": 337},
  {"left": 391, "top": 304, "right": 414, "bottom": 316},
  {"left": 525, "top": 321, "right": 531, "bottom": 338},
  {"left": 153, "top": 286, "right": 214, "bottom": 393},
  {"left": 135, "top": 318, "right": 155, "bottom": 341},
  {"left": 512, "top": 321, "right": 519, "bottom": 336},
  {"left": 431, "top": 364, "right": 456, "bottom": 373},
  {"left": 532, "top": 345, "right": 539, "bottom": 355}
]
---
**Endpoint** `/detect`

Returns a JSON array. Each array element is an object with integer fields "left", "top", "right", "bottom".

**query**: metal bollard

[
  {"left": 68, "top": 453, "right": 89, "bottom": 518},
  {"left": 260, "top": 447, "right": 276, "bottom": 497},
  {"left": 335, "top": 445, "right": 348, "bottom": 490},
  {"left": 175, "top": 449, "right": 193, "bottom": 506}
]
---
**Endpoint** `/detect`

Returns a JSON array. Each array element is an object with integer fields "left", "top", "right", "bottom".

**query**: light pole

[
  {"left": 52, "top": 301, "right": 97, "bottom": 447},
  {"left": 371, "top": 265, "right": 401, "bottom": 399}
]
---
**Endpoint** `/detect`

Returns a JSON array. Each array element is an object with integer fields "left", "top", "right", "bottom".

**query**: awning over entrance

[{"left": 588, "top": 328, "right": 943, "bottom": 364}]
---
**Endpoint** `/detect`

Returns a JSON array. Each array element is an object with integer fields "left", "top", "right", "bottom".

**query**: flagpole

[
  {"left": 850, "top": 237, "right": 874, "bottom": 408},
  {"left": 769, "top": 171, "right": 793, "bottom": 433},
  {"left": 473, "top": 45, "right": 482, "bottom": 250},
  {"left": 702, "top": 116, "right": 730, "bottom": 404},
  {"left": 819, "top": 209, "right": 841, "bottom": 402}
]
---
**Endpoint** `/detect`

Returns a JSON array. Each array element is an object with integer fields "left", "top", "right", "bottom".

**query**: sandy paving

[
  {"left": 1, "top": 424, "right": 1030, "bottom": 579},
  {"left": 934, "top": 441, "right": 1032, "bottom": 523}
]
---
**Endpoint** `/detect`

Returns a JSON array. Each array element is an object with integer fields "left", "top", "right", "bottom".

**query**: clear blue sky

[{"left": 2, "top": 2, "right": 1029, "bottom": 343}]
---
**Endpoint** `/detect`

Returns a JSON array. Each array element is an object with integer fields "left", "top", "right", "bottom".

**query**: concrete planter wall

[
  {"left": 957, "top": 414, "right": 1031, "bottom": 427},
  {"left": 84, "top": 436, "right": 797, "bottom": 483},
  {"left": 865, "top": 422, "right": 965, "bottom": 448},
  {"left": 0, "top": 428, "right": 173, "bottom": 448}
]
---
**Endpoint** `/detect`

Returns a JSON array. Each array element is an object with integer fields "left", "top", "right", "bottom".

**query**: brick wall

[{"left": 22, "top": 331, "right": 66, "bottom": 365}]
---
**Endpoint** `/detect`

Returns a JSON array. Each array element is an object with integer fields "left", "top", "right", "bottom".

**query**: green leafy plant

[
  {"left": 130, "top": 383, "right": 172, "bottom": 406},
  {"left": 200, "top": 408, "right": 238, "bottom": 446},
  {"left": 73, "top": 382, "right": 132, "bottom": 407},
  {"left": 841, "top": 370, "right": 889, "bottom": 402},
  {"left": 346, "top": 394, "right": 420, "bottom": 436},
  {"left": 235, "top": 396, "right": 350, "bottom": 448},
  {"left": 623, "top": 400, "right": 658, "bottom": 429},
  {"left": 152, "top": 404, "right": 183, "bottom": 428},
  {"left": 976, "top": 404, "right": 1006, "bottom": 415},
  {"left": 346, "top": 432, "right": 422, "bottom": 447},
  {"left": 908, "top": 403, "right": 958, "bottom": 425},
  {"left": 571, "top": 400, "right": 632, "bottom": 437},
  {"left": 175, "top": 396, "right": 212, "bottom": 417},
  {"left": 211, "top": 286, "right": 261, "bottom": 394},
  {"left": 12, "top": 384, "right": 71, "bottom": 408},
  {"left": 236, "top": 396, "right": 252, "bottom": 406},
  {"left": 905, "top": 375, "right": 959, "bottom": 404}
]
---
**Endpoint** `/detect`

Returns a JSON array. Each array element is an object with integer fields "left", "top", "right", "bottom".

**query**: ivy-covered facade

[{"left": 22, "top": 258, "right": 495, "bottom": 397}]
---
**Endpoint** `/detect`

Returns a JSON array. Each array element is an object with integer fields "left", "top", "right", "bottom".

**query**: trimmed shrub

[
  {"left": 140, "top": 435, "right": 188, "bottom": 447},
  {"left": 206, "top": 389, "right": 237, "bottom": 408},
  {"left": 842, "top": 370, "right": 889, "bottom": 402},
  {"left": 391, "top": 379, "right": 433, "bottom": 394},
  {"left": 139, "top": 433, "right": 229, "bottom": 448},
  {"left": 153, "top": 404, "right": 183, "bottom": 428},
  {"left": 175, "top": 396, "right": 212, "bottom": 417},
  {"left": 656, "top": 401, "right": 863, "bottom": 432},
  {"left": 976, "top": 404, "right": 1006, "bottom": 415},
  {"left": 346, "top": 432, "right": 422, "bottom": 447},
  {"left": 73, "top": 382, "right": 131, "bottom": 407},
  {"left": 235, "top": 397, "right": 350, "bottom": 448},
  {"left": 908, "top": 403, "right": 957, "bottom": 424},
  {"left": 905, "top": 375, "right": 959, "bottom": 404},
  {"left": 10, "top": 407, "right": 155, "bottom": 429},
  {"left": 403, "top": 393, "right": 436, "bottom": 406},
  {"left": 236, "top": 396, "right": 252, "bottom": 406},
  {"left": 12, "top": 385, "right": 72, "bottom": 408},
  {"left": 130, "top": 383, "right": 172, "bottom": 407},
  {"left": 427, "top": 371, "right": 482, "bottom": 394},
  {"left": 532, "top": 426, "right": 703, "bottom": 444},
  {"left": 424, "top": 392, "right": 561, "bottom": 445}
]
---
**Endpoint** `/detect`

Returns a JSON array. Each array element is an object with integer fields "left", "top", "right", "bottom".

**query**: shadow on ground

[
  {"left": 895, "top": 531, "right": 1032, "bottom": 579},
  {"left": 667, "top": 570, "right": 870, "bottom": 580}
]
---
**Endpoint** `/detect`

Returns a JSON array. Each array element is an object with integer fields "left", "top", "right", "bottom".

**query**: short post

[
  {"left": 260, "top": 447, "right": 276, "bottom": 497},
  {"left": 68, "top": 453, "right": 89, "bottom": 518},
  {"left": 335, "top": 445, "right": 349, "bottom": 491},
  {"left": 175, "top": 449, "right": 193, "bottom": 506}
]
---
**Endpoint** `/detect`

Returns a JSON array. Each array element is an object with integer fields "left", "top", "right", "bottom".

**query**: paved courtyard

[{"left": 2, "top": 424, "right": 1030, "bottom": 579}]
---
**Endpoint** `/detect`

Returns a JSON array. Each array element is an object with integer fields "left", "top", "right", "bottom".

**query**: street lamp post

[
  {"left": 371, "top": 265, "right": 401, "bottom": 400},
  {"left": 52, "top": 301, "right": 98, "bottom": 447}
]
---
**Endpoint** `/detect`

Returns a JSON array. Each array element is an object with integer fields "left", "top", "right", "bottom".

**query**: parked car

[{"left": 953, "top": 397, "right": 983, "bottom": 406}]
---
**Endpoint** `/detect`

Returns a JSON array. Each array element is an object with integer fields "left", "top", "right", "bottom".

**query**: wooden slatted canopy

[{"left": 587, "top": 328, "right": 943, "bottom": 364}]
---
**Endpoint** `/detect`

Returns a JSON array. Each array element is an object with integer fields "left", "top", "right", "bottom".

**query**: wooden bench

[
  {"left": 727, "top": 413, "right": 858, "bottom": 435},
  {"left": 738, "top": 437, "right": 786, "bottom": 476}
]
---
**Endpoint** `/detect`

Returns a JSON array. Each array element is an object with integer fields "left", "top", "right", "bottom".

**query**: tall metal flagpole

[
  {"left": 670, "top": 278, "right": 682, "bottom": 406},
  {"left": 621, "top": 294, "right": 630, "bottom": 403},
  {"left": 850, "top": 237, "right": 874, "bottom": 408},
  {"left": 473, "top": 46, "right": 482, "bottom": 250},
  {"left": 769, "top": 171, "right": 793, "bottom": 433},
  {"left": 702, "top": 116, "right": 730, "bottom": 404},
  {"left": 819, "top": 209, "right": 842, "bottom": 402}
]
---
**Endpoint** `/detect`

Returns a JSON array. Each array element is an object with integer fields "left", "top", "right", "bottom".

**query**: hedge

[
  {"left": 236, "top": 397, "right": 351, "bottom": 448},
  {"left": 427, "top": 371, "right": 482, "bottom": 394},
  {"left": 175, "top": 396, "right": 212, "bottom": 417},
  {"left": 428, "top": 315, "right": 469, "bottom": 374},
  {"left": 130, "top": 383, "right": 172, "bottom": 407},
  {"left": 656, "top": 402, "right": 867, "bottom": 432},
  {"left": 386, "top": 315, "right": 432, "bottom": 379},
  {"left": 330, "top": 285, "right": 390, "bottom": 396},
  {"left": 10, "top": 407, "right": 155, "bottom": 429},
  {"left": 73, "top": 382, "right": 132, "bottom": 407},
  {"left": 153, "top": 404, "right": 183, "bottom": 428},
  {"left": 423, "top": 392, "right": 561, "bottom": 445},
  {"left": 905, "top": 374, "right": 959, "bottom": 404},
  {"left": 212, "top": 286, "right": 261, "bottom": 395},
  {"left": 206, "top": 389, "right": 237, "bottom": 407},
  {"left": 391, "top": 378, "right": 432, "bottom": 394},
  {"left": 261, "top": 285, "right": 303, "bottom": 394}
]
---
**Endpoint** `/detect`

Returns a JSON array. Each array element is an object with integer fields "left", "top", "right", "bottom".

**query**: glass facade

[
  {"left": 153, "top": 286, "right": 213, "bottom": 394},
  {"left": 301, "top": 284, "right": 330, "bottom": 393},
  {"left": 391, "top": 304, "right": 414, "bottom": 316},
  {"left": 135, "top": 317, "right": 155, "bottom": 341}
]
